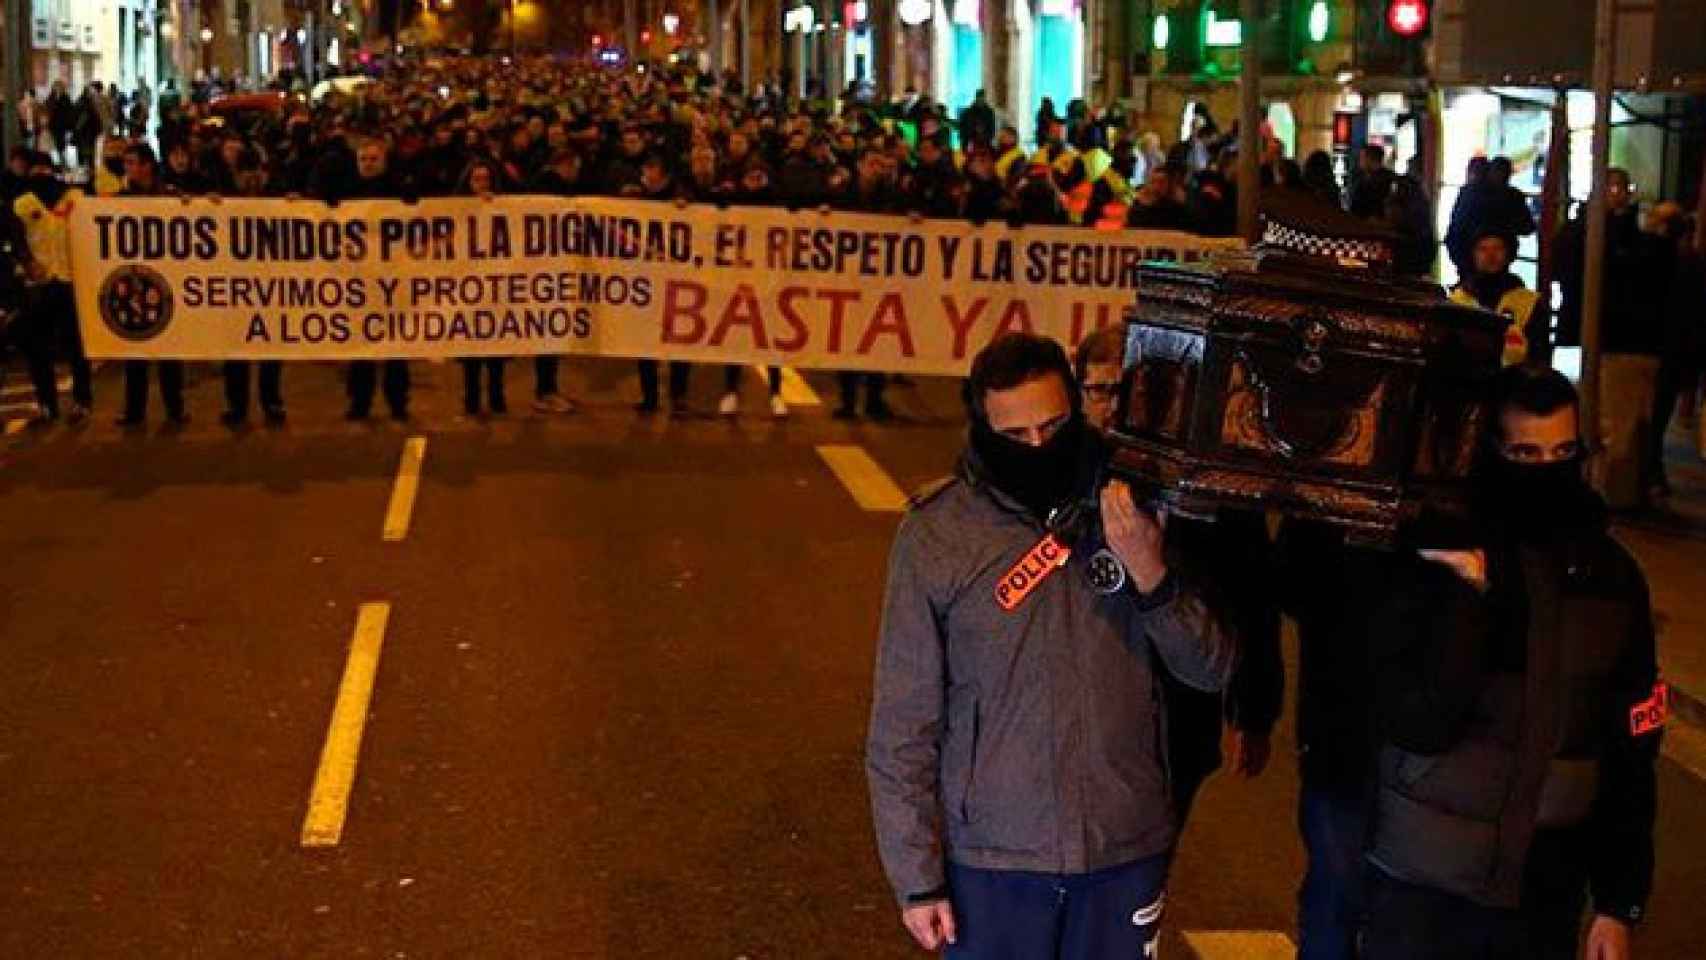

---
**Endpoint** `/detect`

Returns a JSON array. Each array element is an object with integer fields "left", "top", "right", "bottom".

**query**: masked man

[{"left": 866, "top": 332, "right": 1238, "bottom": 959}]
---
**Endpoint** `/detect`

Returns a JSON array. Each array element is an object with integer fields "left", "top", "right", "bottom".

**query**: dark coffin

[{"left": 1108, "top": 213, "right": 1508, "bottom": 545}]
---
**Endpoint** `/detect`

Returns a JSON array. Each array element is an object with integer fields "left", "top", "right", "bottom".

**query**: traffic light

[{"left": 1386, "top": 0, "right": 1430, "bottom": 38}]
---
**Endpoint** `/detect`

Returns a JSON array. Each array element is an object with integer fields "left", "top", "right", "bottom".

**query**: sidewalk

[{"left": 1613, "top": 423, "right": 1706, "bottom": 729}]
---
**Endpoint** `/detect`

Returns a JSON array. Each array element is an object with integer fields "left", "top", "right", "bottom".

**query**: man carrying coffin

[{"left": 866, "top": 333, "right": 1238, "bottom": 958}]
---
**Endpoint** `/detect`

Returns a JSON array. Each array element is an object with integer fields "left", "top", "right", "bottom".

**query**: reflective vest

[
  {"left": 14, "top": 188, "right": 82, "bottom": 282},
  {"left": 1091, "top": 169, "right": 1136, "bottom": 231},
  {"left": 94, "top": 164, "right": 124, "bottom": 197},
  {"left": 994, "top": 146, "right": 1027, "bottom": 181},
  {"left": 1450, "top": 284, "right": 1538, "bottom": 367}
]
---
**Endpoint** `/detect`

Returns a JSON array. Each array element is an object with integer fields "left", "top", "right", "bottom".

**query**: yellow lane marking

[
  {"left": 381, "top": 436, "right": 428, "bottom": 542},
  {"left": 816, "top": 444, "right": 907, "bottom": 513},
  {"left": 301, "top": 602, "right": 392, "bottom": 847},
  {"left": 4, "top": 419, "right": 24, "bottom": 437},
  {"left": 1181, "top": 931, "right": 1296, "bottom": 959},
  {"left": 755, "top": 365, "right": 822, "bottom": 407}
]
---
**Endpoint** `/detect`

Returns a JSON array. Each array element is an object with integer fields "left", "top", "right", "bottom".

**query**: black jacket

[
  {"left": 1161, "top": 510, "right": 1284, "bottom": 810},
  {"left": 1365, "top": 503, "right": 1660, "bottom": 919},
  {"left": 1556, "top": 207, "right": 1665, "bottom": 353}
]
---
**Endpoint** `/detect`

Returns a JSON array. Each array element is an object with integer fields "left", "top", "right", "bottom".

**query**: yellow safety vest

[
  {"left": 1450, "top": 284, "right": 1538, "bottom": 367},
  {"left": 94, "top": 164, "right": 124, "bottom": 197},
  {"left": 994, "top": 147, "right": 1027, "bottom": 180},
  {"left": 14, "top": 188, "right": 82, "bottom": 282}
]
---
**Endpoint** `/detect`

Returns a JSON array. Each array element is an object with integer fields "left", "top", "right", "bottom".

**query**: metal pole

[
  {"left": 1580, "top": 0, "right": 1616, "bottom": 450},
  {"left": 2, "top": 0, "right": 25, "bottom": 160},
  {"left": 739, "top": 0, "right": 750, "bottom": 93},
  {"left": 709, "top": 0, "right": 723, "bottom": 77},
  {"left": 1237, "top": 0, "right": 1262, "bottom": 242}
]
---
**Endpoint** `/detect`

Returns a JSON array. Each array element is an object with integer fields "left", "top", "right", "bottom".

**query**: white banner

[{"left": 70, "top": 195, "right": 1241, "bottom": 375}]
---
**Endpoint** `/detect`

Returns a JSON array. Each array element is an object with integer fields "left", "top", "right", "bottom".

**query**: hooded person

[
  {"left": 11, "top": 153, "right": 93, "bottom": 423},
  {"left": 1449, "top": 227, "right": 1542, "bottom": 368}
]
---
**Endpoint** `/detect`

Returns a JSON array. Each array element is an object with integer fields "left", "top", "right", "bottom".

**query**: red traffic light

[
  {"left": 1387, "top": 0, "right": 1429, "bottom": 37},
  {"left": 591, "top": 34, "right": 603, "bottom": 47},
  {"left": 640, "top": 29, "right": 652, "bottom": 44}
]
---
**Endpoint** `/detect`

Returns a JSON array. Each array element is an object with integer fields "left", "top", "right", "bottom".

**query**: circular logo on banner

[
  {"left": 1087, "top": 548, "right": 1128, "bottom": 595},
  {"left": 98, "top": 265, "right": 174, "bottom": 342}
]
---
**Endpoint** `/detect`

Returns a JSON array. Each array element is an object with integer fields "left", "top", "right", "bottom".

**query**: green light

[
  {"left": 1307, "top": 0, "right": 1330, "bottom": 43},
  {"left": 1152, "top": 13, "right": 1169, "bottom": 51}
]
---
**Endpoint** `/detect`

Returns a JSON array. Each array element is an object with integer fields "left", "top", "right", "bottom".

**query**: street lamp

[{"left": 662, "top": 13, "right": 680, "bottom": 36}]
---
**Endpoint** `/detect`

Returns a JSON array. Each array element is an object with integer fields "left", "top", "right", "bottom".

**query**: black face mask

[
  {"left": 104, "top": 158, "right": 125, "bottom": 176},
  {"left": 970, "top": 414, "right": 1087, "bottom": 519},
  {"left": 1480, "top": 455, "right": 1589, "bottom": 538}
]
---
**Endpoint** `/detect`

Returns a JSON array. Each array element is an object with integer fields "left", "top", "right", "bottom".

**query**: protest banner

[{"left": 69, "top": 195, "right": 1242, "bottom": 376}]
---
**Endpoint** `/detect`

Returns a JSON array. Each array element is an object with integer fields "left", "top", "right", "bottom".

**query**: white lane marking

[
  {"left": 301, "top": 602, "right": 392, "bottom": 847},
  {"left": 1181, "top": 930, "right": 1296, "bottom": 958},
  {"left": 816, "top": 444, "right": 907, "bottom": 512},
  {"left": 381, "top": 436, "right": 428, "bottom": 542}
]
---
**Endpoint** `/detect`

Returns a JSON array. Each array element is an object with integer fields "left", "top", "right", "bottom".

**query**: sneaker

[
  {"left": 533, "top": 393, "right": 577, "bottom": 414},
  {"left": 770, "top": 394, "right": 790, "bottom": 419},
  {"left": 718, "top": 391, "right": 740, "bottom": 417}
]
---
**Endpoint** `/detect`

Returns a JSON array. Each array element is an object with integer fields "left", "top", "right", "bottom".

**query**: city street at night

[{"left": 3, "top": 366, "right": 1706, "bottom": 957}]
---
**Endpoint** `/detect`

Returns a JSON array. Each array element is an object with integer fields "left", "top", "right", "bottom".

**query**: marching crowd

[{"left": 5, "top": 53, "right": 1468, "bottom": 431}]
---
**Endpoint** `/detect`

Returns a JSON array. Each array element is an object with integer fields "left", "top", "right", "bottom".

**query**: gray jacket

[{"left": 865, "top": 464, "right": 1238, "bottom": 905}]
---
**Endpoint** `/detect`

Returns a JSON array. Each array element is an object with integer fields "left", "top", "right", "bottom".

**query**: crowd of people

[
  {"left": 0, "top": 54, "right": 1699, "bottom": 495},
  {"left": 3, "top": 54, "right": 1447, "bottom": 431}
]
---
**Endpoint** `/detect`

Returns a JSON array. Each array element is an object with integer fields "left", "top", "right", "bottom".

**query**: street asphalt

[{"left": 1, "top": 360, "right": 1703, "bottom": 959}]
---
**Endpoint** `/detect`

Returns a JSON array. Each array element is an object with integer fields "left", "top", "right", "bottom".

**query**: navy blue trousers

[
  {"left": 945, "top": 854, "right": 1168, "bottom": 960},
  {"left": 1297, "top": 780, "right": 1370, "bottom": 960}
]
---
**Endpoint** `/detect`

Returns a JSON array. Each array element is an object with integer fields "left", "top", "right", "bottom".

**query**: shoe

[
  {"left": 865, "top": 399, "right": 894, "bottom": 422},
  {"left": 718, "top": 391, "right": 740, "bottom": 417},
  {"left": 220, "top": 410, "right": 247, "bottom": 428},
  {"left": 533, "top": 393, "right": 576, "bottom": 414},
  {"left": 115, "top": 413, "right": 144, "bottom": 428},
  {"left": 165, "top": 411, "right": 190, "bottom": 427},
  {"left": 635, "top": 399, "right": 660, "bottom": 415},
  {"left": 66, "top": 403, "right": 89, "bottom": 424},
  {"left": 390, "top": 408, "right": 410, "bottom": 423},
  {"left": 490, "top": 402, "right": 508, "bottom": 416},
  {"left": 832, "top": 405, "right": 858, "bottom": 420},
  {"left": 262, "top": 405, "right": 287, "bottom": 425},
  {"left": 345, "top": 407, "right": 370, "bottom": 422},
  {"left": 770, "top": 394, "right": 790, "bottom": 419},
  {"left": 670, "top": 396, "right": 691, "bottom": 417}
]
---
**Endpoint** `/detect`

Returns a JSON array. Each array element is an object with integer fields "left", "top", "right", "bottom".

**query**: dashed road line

[
  {"left": 301, "top": 602, "right": 392, "bottom": 847},
  {"left": 1181, "top": 930, "right": 1296, "bottom": 958},
  {"left": 816, "top": 444, "right": 907, "bottom": 512},
  {"left": 3, "top": 418, "right": 24, "bottom": 437},
  {"left": 381, "top": 436, "right": 428, "bottom": 542}
]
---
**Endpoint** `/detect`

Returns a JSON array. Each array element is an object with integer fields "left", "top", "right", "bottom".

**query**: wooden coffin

[{"left": 1108, "top": 198, "right": 1508, "bottom": 545}]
